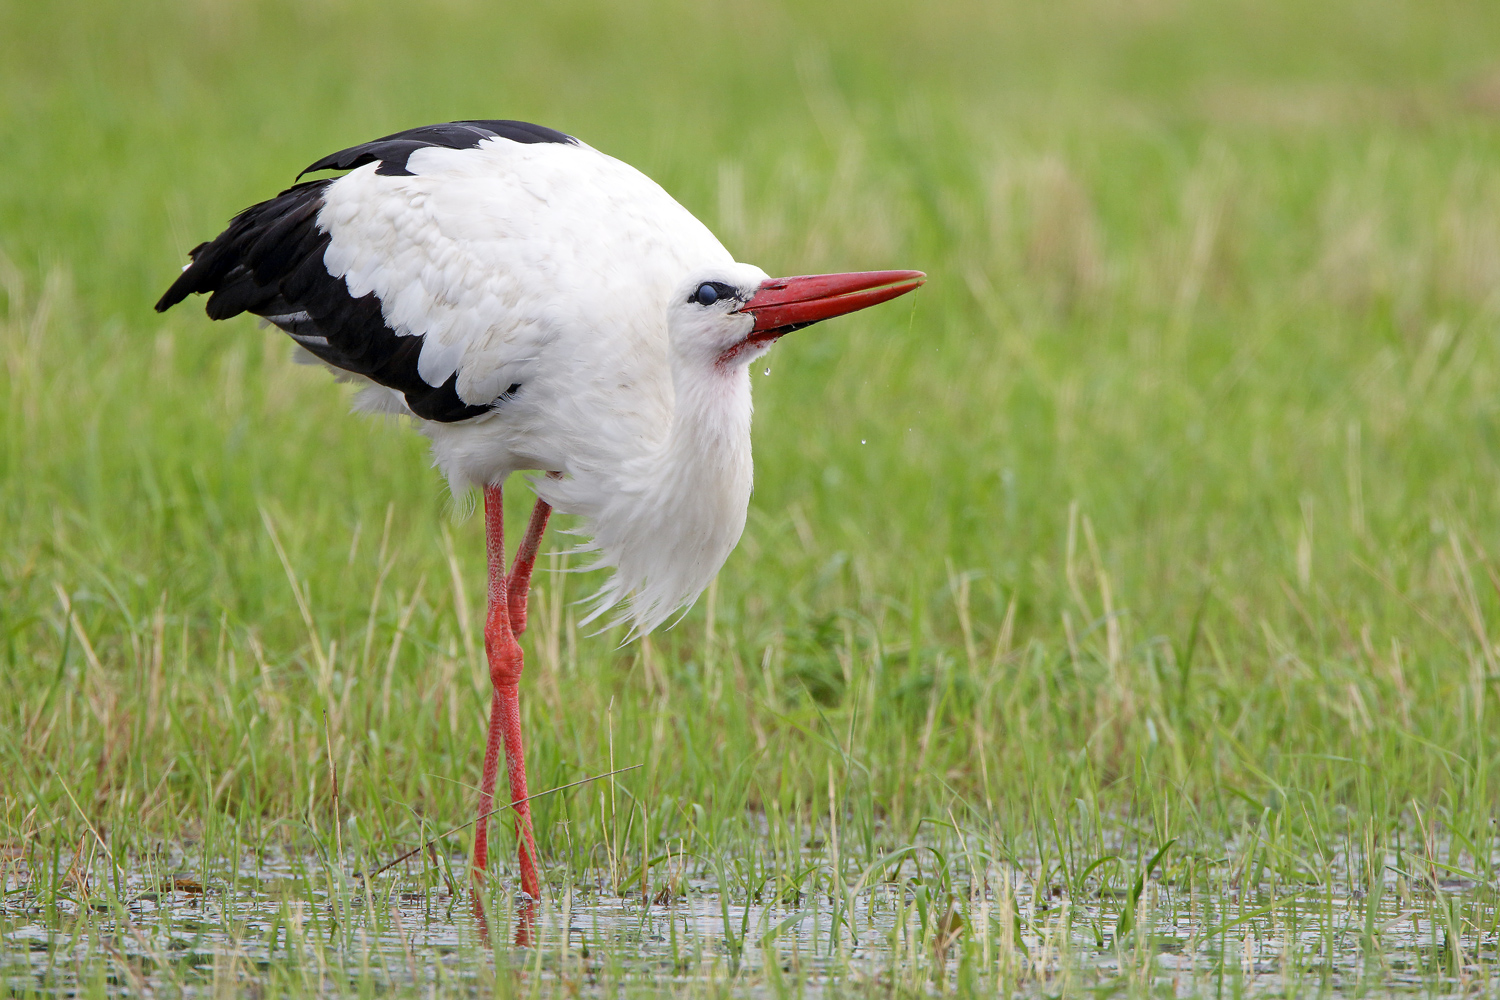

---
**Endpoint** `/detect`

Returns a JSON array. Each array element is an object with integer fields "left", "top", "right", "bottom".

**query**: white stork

[{"left": 156, "top": 119, "right": 924, "bottom": 902}]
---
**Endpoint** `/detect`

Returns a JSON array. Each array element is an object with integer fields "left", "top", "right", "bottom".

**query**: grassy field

[{"left": 4, "top": 0, "right": 1500, "bottom": 994}]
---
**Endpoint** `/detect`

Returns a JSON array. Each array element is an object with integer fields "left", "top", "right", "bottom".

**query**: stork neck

[
  {"left": 523, "top": 350, "right": 756, "bottom": 637},
  {"left": 665, "top": 357, "right": 753, "bottom": 460}
]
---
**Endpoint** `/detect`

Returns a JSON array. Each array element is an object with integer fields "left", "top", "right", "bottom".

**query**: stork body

[{"left": 157, "top": 120, "right": 923, "bottom": 904}]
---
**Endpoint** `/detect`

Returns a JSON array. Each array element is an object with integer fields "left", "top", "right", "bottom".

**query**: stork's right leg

[{"left": 507, "top": 496, "right": 554, "bottom": 636}]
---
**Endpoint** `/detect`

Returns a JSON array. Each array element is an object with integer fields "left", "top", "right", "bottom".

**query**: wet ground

[{"left": 3, "top": 833, "right": 1497, "bottom": 996}]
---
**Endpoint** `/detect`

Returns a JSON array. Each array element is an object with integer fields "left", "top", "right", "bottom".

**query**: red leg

[
  {"left": 471, "top": 485, "right": 505, "bottom": 875},
  {"left": 507, "top": 497, "right": 553, "bottom": 636},
  {"left": 470, "top": 484, "right": 541, "bottom": 902}
]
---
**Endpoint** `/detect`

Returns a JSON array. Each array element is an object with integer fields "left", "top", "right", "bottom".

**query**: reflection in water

[{"left": 1, "top": 835, "right": 1496, "bottom": 996}]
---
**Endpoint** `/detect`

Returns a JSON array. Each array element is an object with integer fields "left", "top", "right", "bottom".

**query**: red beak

[{"left": 738, "top": 270, "right": 926, "bottom": 339}]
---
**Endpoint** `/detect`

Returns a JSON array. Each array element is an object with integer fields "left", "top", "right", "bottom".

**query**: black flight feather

[
  {"left": 155, "top": 179, "right": 489, "bottom": 421},
  {"left": 154, "top": 120, "right": 578, "bottom": 422}
]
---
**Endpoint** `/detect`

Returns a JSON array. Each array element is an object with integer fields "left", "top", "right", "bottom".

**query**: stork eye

[{"left": 691, "top": 281, "right": 736, "bottom": 307}]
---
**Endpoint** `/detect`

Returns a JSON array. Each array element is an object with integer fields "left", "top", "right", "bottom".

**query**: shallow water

[{"left": 3, "top": 833, "right": 1497, "bottom": 996}]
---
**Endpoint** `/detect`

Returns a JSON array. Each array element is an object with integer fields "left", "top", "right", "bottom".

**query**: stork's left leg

[{"left": 471, "top": 484, "right": 552, "bottom": 904}]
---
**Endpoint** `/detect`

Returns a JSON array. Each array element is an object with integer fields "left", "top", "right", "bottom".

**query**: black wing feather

[
  {"left": 156, "top": 119, "right": 574, "bottom": 422},
  {"left": 298, "top": 119, "right": 577, "bottom": 178},
  {"left": 155, "top": 179, "right": 489, "bottom": 422}
]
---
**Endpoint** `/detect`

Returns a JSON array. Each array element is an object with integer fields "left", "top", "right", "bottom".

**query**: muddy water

[{"left": 2, "top": 838, "right": 1496, "bottom": 996}]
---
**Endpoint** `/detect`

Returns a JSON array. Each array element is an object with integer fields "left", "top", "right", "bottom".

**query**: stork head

[{"left": 667, "top": 264, "right": 926, "bottom": 371}]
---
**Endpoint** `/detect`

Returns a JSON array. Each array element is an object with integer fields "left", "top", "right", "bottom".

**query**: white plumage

[
  {"left": 319, "top": 139, "right": 763, "bottom": 630},
  {"left": 159, "top": 120, "right": 921, "bottom": 634},
  {"left": 158, "top": 119, "right": 923, "bottom": 898}
]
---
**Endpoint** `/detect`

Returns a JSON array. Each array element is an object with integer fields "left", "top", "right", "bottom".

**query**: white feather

[{"left": 315, "top": 137, "right": 773, "bottom": 633}]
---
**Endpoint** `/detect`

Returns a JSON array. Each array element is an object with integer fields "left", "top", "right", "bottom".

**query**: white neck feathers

[{"left": 538, "top": 360, "right": 754, "bottom": 635}]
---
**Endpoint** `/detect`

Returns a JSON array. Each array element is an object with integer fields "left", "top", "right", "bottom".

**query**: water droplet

[{"left": 763, "top": 367, "right": 770, "bottom": 376}]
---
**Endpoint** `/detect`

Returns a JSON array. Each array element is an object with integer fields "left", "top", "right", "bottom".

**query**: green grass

[{"left": 4, "top": 0, "right": 1500, "bottom": 994}]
